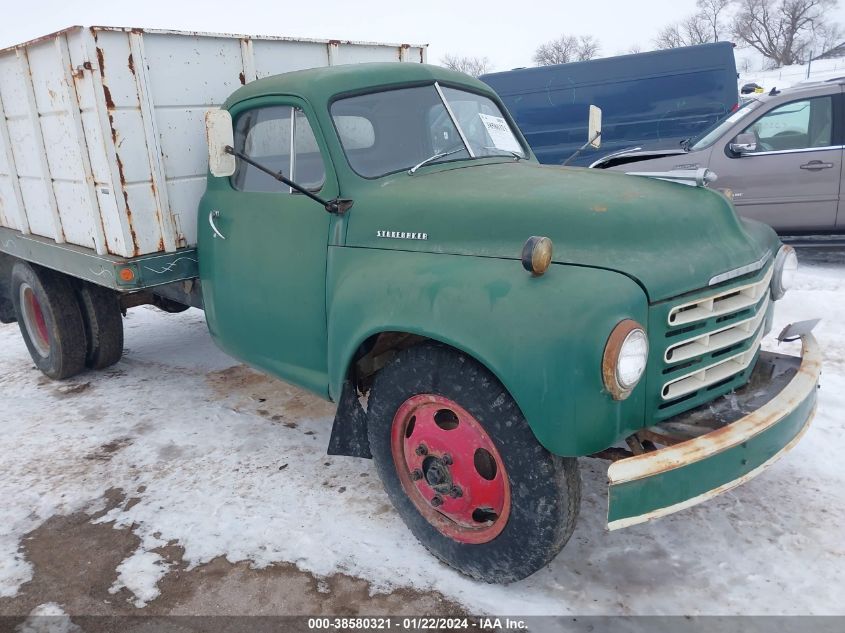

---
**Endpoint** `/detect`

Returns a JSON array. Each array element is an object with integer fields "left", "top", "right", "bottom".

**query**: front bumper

[{"left": 607, "top": 332, "right": 821, "bottom": 530}]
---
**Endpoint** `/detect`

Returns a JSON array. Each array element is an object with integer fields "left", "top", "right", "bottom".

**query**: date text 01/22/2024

[{"left": 306, "top": 617, "right": 528, "bottom": 630}]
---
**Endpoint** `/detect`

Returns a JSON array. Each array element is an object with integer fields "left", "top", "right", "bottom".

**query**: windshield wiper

[
  {"left": 482, "top": 146, "right": 525, "bottom": 160},
  {"left": 408, "top": 146, "right": 467, "bottom": 175}
]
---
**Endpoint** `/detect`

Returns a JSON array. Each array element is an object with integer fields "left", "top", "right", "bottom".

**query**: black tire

[
  {"left": 367, "top": 342, "right": 581, "bottom": 583},
  {"left": 77, "top": 282, "right": 124, "bottom": 370},
  {"left": 10, "top": 263, "right": 86, "bottom": 380}
]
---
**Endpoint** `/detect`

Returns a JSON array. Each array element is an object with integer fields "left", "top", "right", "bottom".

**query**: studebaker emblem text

[{"left": 376, "top": 230, "right": 428, "bottom": 240}]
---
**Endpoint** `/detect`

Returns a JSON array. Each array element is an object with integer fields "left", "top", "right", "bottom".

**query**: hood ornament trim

[{"left": 709, "top": 251, "right": 772, "bottom": 286}]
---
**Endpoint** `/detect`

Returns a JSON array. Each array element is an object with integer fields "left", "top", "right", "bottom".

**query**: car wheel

[
  {"left": 367, "top": 342, "right": 581, "bottom": 583},
  {"left": 10, "top": 262, "right": 86, "bottom": 380},
  {"left": 77, "top": 282, "right": 124, "bottom": 370}
]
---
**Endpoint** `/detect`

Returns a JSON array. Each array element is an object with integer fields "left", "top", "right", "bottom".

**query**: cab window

[
  {"left": 232, "top": 106, "right": 325, "bottom": 193},
  {"left": 741, "top": 96, "right": 833, "bottom": 152}
]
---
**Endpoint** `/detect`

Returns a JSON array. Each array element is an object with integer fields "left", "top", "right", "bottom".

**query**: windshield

[
  {"left": 330, "top": 83, "right": 526, "bottom": 178},
  {"left": 689, "top": 99, "right": 760, "bottom": 151}
]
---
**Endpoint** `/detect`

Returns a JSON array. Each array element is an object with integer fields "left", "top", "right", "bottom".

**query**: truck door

[
  {"left": 710, "top": 93, "right": 841, "bottom": 232},
  {"left": 199, "top": 98, "right": 336, "bottom": 396}
]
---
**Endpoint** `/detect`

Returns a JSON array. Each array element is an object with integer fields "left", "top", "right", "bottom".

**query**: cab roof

[{"left": 223, "top": 62, "right": 493, "bottom": 109}]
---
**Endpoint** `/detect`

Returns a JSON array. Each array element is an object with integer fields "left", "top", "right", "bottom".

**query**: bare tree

[
  {"left": 654, "top": 0, "right": 733, "bottom": 49},
  {"left": 697, "top": 0, "right": 733, "bottom": 41},
  {"left": 654, "top": 13, "right": 714, "bottom": 48},
  {"left": 731, "top": 0, "right": 842, "bottom": 67},
  {"left": 533, "top": 34, "right": 601, "bottom": 65},
  {"left": 440, "top": 54, "right": 492, "bottom": 77}
]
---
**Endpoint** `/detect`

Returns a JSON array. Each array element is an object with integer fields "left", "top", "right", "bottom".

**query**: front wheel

[{"left": 367, "top": 343, "right": 580, "bottom": 583}]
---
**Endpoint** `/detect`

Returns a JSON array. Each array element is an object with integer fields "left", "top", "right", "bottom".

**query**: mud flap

[{"left": 327, "top": 379, "right": 372, "bottom": 459}]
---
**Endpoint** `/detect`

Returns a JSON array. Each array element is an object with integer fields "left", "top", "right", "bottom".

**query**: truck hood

[{"left": 343, "top": 161, "right": 777, "bottom": 302}]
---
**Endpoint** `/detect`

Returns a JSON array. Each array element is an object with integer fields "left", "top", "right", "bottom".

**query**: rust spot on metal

[
  {"left": 95, "top": 47, "right": 105, "bottom": 75},
  {"left": 108, "top": 113, "right": 118, "bottom": 144},
  {"left": 0, "top": 26, "right": 82, "bottom": 55},
  {"left": 102, "top": 85, "right": 116, "bottom": 110},
  {"left": 83, "top": 61, "right": 92, "bottom": 71},
  {"left": 128, "top": 53, "right": 135, "bottom": 75},
  {"left": 158, "top": 237, "right": 165, "bottom": 252},
  {"left": 328, "top": 39, "right": 341, "bottom": 46},
  {"left": 608, "top": 335, "right": 822, "bottom": 486},
  {"left": 239, "top": 72, "right": 246, "bottom": 85},
  {"left": 116, "top": 154, "right": 126, "bottom": 186},
  {"left": 601, "top": 319, "right": 641, "bottom": 401}
]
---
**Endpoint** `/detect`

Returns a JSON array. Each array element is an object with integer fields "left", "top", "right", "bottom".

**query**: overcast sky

[{"left": 2, "top": 0, "right": 844, "bottom": 72}]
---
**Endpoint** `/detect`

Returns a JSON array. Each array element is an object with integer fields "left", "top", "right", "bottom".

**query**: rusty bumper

[{"left": 607, "top": 333, "right": 822, "bottom": 530}]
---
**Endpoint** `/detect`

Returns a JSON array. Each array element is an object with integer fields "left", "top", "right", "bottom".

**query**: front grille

[{"left": 656, "top": 263, "right": 774, "bottom": 411}]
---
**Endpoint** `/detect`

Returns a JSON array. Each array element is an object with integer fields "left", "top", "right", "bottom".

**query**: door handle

[
  {"left": 208, "top": 210, "right": 226, "bottom": 240},
  {"left": 800, "top": 160, "right": 834, "bottom": 170}
]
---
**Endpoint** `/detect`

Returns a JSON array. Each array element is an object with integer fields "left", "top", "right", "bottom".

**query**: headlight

[
  {"left": 771, "top": 245, "right": 797, "bottom": 300},
  {"left": 602, "top": 320, "right": 648, "bottom": 400}
]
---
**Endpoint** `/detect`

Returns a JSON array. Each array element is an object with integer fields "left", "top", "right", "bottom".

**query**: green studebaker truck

[{"left": 0, "top": 28, "right": 821, "bottom": 583}]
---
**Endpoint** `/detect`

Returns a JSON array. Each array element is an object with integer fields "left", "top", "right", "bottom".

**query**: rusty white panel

[
  {"left": 124, "top": 182, "right": 165, "bottom": 253},
  {"left": 92, "top": 31, "right": 140, "bottom": 109},
  {"left": 335, "top": 43, "right": 405, "bottom": 64},
  {"left": 80, "top": 108, "right": 126, "bottom": 255},
  {"left": 142, "top": 33, "right": 245, "bottom": 106},
  {"left": 2, "top": 26, "right": 429, "bottom": 258},
  {"left": 70, "top": 26, "right": 129, "bottom": 256},
  {"left": 0, "top": 52, "right": 55, "bottom": 239},
  {"left": 0, "top": 87, "right": 23, "bottom": 231},
  {"left": 252, "top": 39, "right": 330, "bottom": 76},
  {"left": 166, "top": 178, "right": 204, "bottom": 247}
]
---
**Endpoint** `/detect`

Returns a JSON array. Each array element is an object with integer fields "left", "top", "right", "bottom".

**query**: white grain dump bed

[{"left": 0, "top": 26, "right": 426, "bottom": 258}]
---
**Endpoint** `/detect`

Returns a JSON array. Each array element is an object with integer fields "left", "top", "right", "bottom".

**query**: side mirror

[
  {"left": 730, "top": 132, "right": 757, "bottom": 155},
  {"left": 206, "top": 109, "right": 236, "bottom": 177},
  {"left": 588, "top": 105, "right": 602, "bottom": 148}
]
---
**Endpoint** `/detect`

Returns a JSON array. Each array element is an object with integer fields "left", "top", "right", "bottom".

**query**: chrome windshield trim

[
  {"left": 708, "top": 251, "right": 771, "bottom": 286},
  {"left": 434, "top": 81, "right": 475, "bottom": 158}
]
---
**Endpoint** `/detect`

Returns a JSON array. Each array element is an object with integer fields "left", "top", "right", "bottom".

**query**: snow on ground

[
  {"left": 738, "top": 56, "right": 845, "bottom": 92},
  {"left": 1, "top": 250, "right": 844, "bottom": 616}
]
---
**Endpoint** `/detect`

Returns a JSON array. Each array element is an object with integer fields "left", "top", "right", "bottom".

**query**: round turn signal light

[{"left": 521, "top": 236, "right": 553, "bottom": 275}]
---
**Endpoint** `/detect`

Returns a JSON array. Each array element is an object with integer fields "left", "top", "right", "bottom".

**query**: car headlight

[
  {"left": 771, "top": 245, "right": 797, "bottom": 300},
  {"left": 602, "top": 320, "right": 648, "bottom": 400}
]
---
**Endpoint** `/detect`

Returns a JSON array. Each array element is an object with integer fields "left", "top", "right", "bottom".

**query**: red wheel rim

[
  {"left": 391, "top": 394, "right": 511, "bottom": 544},
  {"left": 20, "top": 283, "right": 50, "bottom": 357}
]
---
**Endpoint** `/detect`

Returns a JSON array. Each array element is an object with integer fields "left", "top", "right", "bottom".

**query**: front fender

[{"left": 327, "top": 247, "right": 649, "bottom": 457}]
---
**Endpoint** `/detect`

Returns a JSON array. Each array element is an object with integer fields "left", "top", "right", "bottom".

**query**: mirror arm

[
  {"left": 224, "top": 146, "right": 353, "bottom": 214},
  {"left": 562, "top": 130, "right": 602, "bottom": 167}
]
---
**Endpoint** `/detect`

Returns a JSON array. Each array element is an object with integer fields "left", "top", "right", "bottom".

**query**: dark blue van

[{"left": 481, "top": 42, "right": 739, "bottom": 166}]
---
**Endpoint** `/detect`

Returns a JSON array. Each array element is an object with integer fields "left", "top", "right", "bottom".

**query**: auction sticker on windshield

[{"left": 479, "top": 113, "right": 522, "bottom": 153}]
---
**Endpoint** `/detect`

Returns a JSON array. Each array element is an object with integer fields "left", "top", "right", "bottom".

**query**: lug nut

[
  {"left": 410, "top": 469, "right": 423, "bottom": 481},
  {"left": 415, "top": 444, "right": 428, "bottom": 456},
  {"left": 449, "top": 485, "right": 463, "bottom": 498},
  {"left": 441, "top": 454, "right": 453, "bottom": 465},
  {"left": 431, "top": 495, "right": 443, "bottom": 507}
]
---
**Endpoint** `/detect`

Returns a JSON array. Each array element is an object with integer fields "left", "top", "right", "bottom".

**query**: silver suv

[{"left": 592, "top": 78, "right": 843, "bottom": 233}]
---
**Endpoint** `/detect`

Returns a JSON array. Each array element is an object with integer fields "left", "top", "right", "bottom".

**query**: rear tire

[
  {"left": 367, "top": 342, "right": 581, "bottom": 583},
  {"left": 77, "top": 282, "right": 124, "bottom": 370},
  {"left": 10, "top": 263, "right": 86, "bottom": 380}
]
